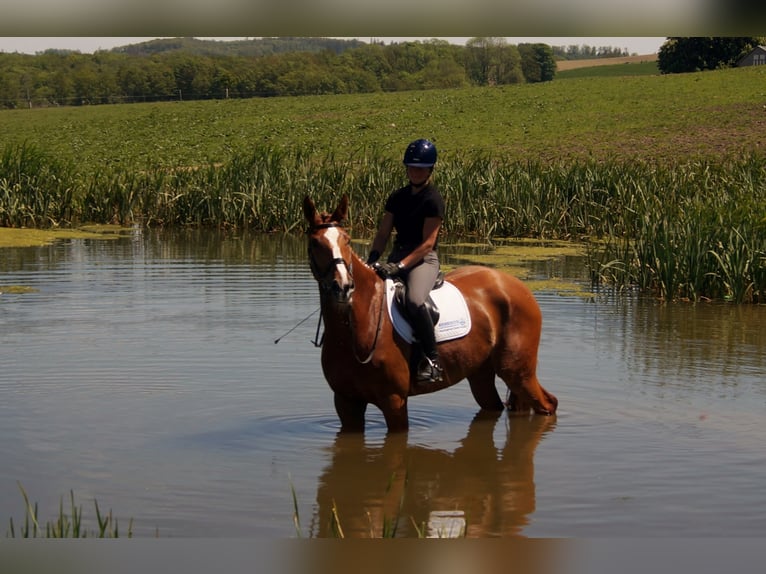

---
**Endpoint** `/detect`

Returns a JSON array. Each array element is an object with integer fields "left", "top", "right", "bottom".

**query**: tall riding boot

[{"left": 410, "top": 304, "right": 443, "bottom": 384}]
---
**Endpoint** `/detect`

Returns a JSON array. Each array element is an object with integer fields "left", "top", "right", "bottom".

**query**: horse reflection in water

[
  {"left": 304, "top": 195, "right": 557, "bottom": 433},
  {"left": 310, "top": 411, "right": 556, "bottom": 537}
]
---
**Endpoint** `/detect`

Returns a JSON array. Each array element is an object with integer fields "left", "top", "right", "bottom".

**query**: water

[{"left": 1, "top": 230, "right": 764, "bottom": 538}]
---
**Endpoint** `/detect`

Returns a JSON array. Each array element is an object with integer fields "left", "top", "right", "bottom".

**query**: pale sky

[{"left": 0, "top": 37, "right": 666, "bottom": 55}]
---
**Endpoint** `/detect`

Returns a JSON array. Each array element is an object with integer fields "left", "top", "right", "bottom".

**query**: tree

[
  {"left": 342, "top": 43, "right": 391, "bottom": 83},
  {"left": 117, "top": 61, "right": 149, "bottom": 101},
  {"left": 657, "top": 37, "right": 760, "bottom": 74},
  {"left": 465, "top": 37, "right": 524, "bottom": 85},
  {"left": 518, "top": 43, "right": 556, "bottom": 83}
]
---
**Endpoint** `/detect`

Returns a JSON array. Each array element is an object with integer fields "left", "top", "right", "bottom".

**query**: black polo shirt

[{"left": 384, "top": 183, "right": 445, "bottom": 251}]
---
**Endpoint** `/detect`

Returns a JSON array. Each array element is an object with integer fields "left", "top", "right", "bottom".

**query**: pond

[{"left": 1, "top": 229, "right": 764, "bottom": 538}]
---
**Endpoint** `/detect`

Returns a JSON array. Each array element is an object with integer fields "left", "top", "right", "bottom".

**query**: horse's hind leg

[
  {"left": 503, "top": 372, "right": 558, "bottom": 415},
  {"left": 467, "top": 361, "right": 505, "bottom": 411},
  {"left": 496, "top": 354, "right": 558, "bottom": 416}
]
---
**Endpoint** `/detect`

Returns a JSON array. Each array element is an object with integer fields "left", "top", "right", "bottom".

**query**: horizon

[{"left": 0, "top": 37, "right": 666, "bottom": 56}]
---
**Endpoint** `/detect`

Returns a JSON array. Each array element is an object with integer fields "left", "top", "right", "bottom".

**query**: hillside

[{"left": 110, "top": 37, "right": 366, "bottom": 57}]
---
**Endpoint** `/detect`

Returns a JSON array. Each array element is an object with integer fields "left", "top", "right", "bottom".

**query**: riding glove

[{"left": 374, "top": 261, "right": 404, "bottom": 279}]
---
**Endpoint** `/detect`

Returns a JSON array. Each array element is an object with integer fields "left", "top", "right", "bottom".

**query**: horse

[{"left": 303, "top": 194, "right": 558, "bottom": 433}]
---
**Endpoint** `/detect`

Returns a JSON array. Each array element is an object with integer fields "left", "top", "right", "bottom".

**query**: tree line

[
  {"left": 4, "top": 36, "right": 761, "bottom": 109},
  {"left": 657, "top": 37, "right": 764, "bottom": 73},
  {"left": 0, "top": 38, "right": 559, "bottom": 108}
]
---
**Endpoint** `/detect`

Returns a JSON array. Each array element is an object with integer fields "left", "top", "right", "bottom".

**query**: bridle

[
  {"left": 307, "top": 222, "right": 354, "bottom": 293},
  {"left": 307, "top": 221, "right": 385, "bottom": 364}
]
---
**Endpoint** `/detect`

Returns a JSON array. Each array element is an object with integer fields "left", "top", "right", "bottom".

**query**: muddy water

[{"left": 1, "top": 230, "right": 764, "bottom": 537}]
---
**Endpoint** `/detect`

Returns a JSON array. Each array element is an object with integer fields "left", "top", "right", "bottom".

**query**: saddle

[
  {"left": 392, "top": 271, "right": 444, "bottom": 324},
  {"left": 385, "top": 274, "right": 471, "bottom": 345}
]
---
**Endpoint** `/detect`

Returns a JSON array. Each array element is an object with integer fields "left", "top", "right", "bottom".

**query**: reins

[
  {"left": 353, "top": 286, "right": 385, "bottom": 364},
  {"left": 313, "top": 311, "right": 324, "bottom": 348}
]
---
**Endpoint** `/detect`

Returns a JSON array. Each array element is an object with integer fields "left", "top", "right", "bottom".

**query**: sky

[{"left": 0, "top": 37, "right": 667, "bottom": 55}]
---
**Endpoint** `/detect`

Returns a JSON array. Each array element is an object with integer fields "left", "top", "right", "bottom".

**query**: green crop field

[{"left": 1, "top": 65, "right": 764, "bottom": 171}]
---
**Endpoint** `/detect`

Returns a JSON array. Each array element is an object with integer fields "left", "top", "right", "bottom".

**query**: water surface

[{"left": 1, "top": 230, "right": 764, "bottom": 537}]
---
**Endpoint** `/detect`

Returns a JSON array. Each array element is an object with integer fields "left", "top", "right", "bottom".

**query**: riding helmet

[{"left": 403, "top": 139, "right": 437, "bottom": 168}]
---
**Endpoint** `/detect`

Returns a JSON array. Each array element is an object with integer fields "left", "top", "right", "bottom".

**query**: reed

[
  {"left": 0, "top": 143, "right": 75, "bottom": 227},
  {"left": 6, "top": 482, "right": 132, "bottom": 538},
  {"left": 1, "top": 141, "right": 763, "bottom": 302},
  {"left": 586, "top": 156, "right": 766, "bottom": 303}
]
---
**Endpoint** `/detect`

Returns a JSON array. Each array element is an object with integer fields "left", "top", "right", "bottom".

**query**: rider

[{"left": 366, "top": 138, "right": 445, "bottom": 385}]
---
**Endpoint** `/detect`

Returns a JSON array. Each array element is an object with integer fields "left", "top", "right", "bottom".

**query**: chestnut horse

[{"left": 304, "top": 195, "right": 557, "bottom": 433}]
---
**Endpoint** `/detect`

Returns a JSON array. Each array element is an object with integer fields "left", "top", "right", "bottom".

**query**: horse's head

[{"left": 303, "top": 195, "right": 355, "bottom": 304}]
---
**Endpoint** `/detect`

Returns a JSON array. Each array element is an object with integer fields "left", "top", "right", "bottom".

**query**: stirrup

[{"left": 416, "top": 357, "right": 443, "bottom": 383}]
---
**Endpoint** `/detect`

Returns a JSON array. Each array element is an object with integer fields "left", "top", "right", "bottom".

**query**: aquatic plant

[{"left": 6, "top": 482, "right": 132, "bottom": 538}]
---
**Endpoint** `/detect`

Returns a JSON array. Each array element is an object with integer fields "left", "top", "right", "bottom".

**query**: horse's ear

[
  {"left": 331, "top": 194, "right": 349, "bottom": 224},
  {"left": 303, "top": 196, "right": 318, "bottom": 225}
]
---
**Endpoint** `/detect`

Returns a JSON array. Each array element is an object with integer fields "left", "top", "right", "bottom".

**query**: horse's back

[
  {"left": 446, "top": 265, "right": 539, "bottom": 311},
  {"left": 445, "top": 264, "right": 542, "bottom": 337}
]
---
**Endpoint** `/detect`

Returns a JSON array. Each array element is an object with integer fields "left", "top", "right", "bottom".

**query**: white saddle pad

[{"left": 385, "top": 278, "right": 472, "bottom": 343}]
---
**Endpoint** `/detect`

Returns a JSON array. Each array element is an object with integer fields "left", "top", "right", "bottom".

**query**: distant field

[
  {"left": 555, "top": 53, "right": 659, "bottom": 71},
  {"left": 556, "top": 60, "right": 659, "bottom": 79},
  {"left": 1, "top": 62, "right": 763, "bottom": 171}
]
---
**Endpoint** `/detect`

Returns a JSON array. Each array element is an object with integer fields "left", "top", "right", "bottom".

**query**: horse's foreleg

[
  {"left": 334, "top": 393, "right": 367, "bottom": 432},
  {"left": 380, "top": 393, "right": 409, "bottom": 433}
]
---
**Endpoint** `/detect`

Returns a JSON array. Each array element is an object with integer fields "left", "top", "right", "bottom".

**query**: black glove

[
  {"left": 366, "top": 250, "right": 381, "bottom": 265},
  {"left": 374, "top": 261, "right": 404, "bottom": 279}
]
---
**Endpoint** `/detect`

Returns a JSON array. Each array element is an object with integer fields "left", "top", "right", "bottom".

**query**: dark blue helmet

[{"left": 403, "top": 139, "right": 437, "bottom": 168}]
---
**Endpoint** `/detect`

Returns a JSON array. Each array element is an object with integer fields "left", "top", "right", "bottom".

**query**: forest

[{"left": 0, "top": 37, "right": 614, "bottom": 108}]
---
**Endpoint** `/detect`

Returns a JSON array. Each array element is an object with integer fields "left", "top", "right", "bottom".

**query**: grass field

[{"left": 1, "top": 64, "right": 764, "bottom": 170}]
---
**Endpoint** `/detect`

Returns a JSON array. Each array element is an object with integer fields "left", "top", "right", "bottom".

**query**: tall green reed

[
  {"left": 0, "top": 143, "right": 75, "bottom": 227},
  {"left": 588, "top": 155, "right": 765, "bottom": 303},
  {"left": 2, "top": 141, "right": 763, "bottom": 302}
]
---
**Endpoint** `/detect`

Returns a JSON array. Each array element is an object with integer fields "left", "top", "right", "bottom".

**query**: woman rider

[{"left": 366, "top": 138, "right": 445, "bottom": 385}]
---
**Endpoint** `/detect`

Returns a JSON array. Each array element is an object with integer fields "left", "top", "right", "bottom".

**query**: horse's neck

[
  {"left": 348, "top": 253, "right": 385, "bottom": 360},
  {"left": 355, "top": 254, "right": 384, "bottom": 316}
]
